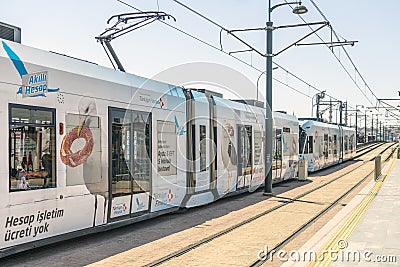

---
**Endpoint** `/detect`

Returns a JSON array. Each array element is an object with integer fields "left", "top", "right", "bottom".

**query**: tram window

[
  {"left": 299, "top": 127, "right": 307, "bottom": 154},
  {"left": 245, "top": 126, "right": 253, "bottom": 174},
  {"left": 308, "top": 136, "right": 313, "bottom": 154},
  {"left": 303, "top": 139, "right": 309, "bottom": 154},
  {"left": 323, "top": 134, "right": 328, "bottom": 158},
  {"left": 333, "top": 135, "right": 338, "bottom": 156},
  {"left": 9, "top": 104, "right": 56, "bottom": 192},
  {"left": 349, "top": 134, "right": 354, "bottom": 152},
  {"left": 344, "top": 135, "right": 349, "bottom": 153},
  {"left": 275, "top": 129, "right": 282, "bottom": 160},
  {"left": 132, "top": 113, "right": 151, "bottom": 193},
  {"left": 199, "top": 125, "right": 206, "bottom": 172},
  {"left": 238, "top": 125, "right": 253, "bottom": 176}
]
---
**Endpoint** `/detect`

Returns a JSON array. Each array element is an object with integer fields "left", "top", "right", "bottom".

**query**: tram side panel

[
  {"left": 249, "top": 109, "right": 265, "bottom": 190},
  {"left": 0, "top": 53, "right": 101, "bottom": 250},
  {"left": 272, "top": 112, "right": 299, "bottom": 182},
  {"left": 0, "top": 39, "right": 187, "bottom": 251},
  {"left": 213, "top": 97, "right": 240, "bottom": 196},
  {"left": 149, "top": 90, "right": 187, "bottom": 213}
]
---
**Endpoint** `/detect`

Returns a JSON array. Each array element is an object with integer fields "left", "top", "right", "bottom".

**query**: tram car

[
  {"left": 271, "top": 111, "right": 299, "bottom": 183},
  {"left": 299, "top": 120, "right": 356, "bottom": 172},
  {"left": 0, "top": 39, "right": 303, "bottom": 256}
]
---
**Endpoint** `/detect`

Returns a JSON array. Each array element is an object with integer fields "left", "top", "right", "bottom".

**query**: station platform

[
  {"left": 283, "top": 158, "right": 400, "bottom": 267},
  {"left": 339, "top": 158, "right": 400, "bottom": 266}
]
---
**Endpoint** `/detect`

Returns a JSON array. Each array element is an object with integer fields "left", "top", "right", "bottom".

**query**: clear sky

[{"left": 3, "top": 0, "right": 400, "bottom": 125}]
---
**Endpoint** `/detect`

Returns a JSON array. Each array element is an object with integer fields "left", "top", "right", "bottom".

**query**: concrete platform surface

[{"left": 333, "top": 159, "right": 400, "bottom": 267}]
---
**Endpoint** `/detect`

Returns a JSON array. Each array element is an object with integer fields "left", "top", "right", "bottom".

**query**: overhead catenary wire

[
  {"left": 298, "top": 1, "right": 381, "bottom": 105},
  {"left": 307, "top": 0, "right": 399, "bottom": 119},
  {"left": 117, "top": 0, "right": 395, "bottom": 121},
  {"left": 281, "top": 0, "right": 369, "bottom": 109},
  {"left": 116, "top": 0, "right": 399, "bottom": 122},
  {"left": 282, "top": 0, "right": 400, "bottom": 120},
  {"left": 167, "top": 0, "right": 350, "bottom": 103},
  {"left": 117, "top": 0, "right": 314, "bottom": 100}
]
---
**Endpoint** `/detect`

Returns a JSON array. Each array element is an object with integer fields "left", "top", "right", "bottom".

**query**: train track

[
  {"left": 354, "top": 142, "right": 383, "bottom": 158},
  {"left": 146, "top": 142, "right": 398, "bottom": 267},
  {"left": 249, "top": 142, "right": 398, "bottom": 267},
  {"left": 355, "top": 142, "right": 379, "bottom": 153}
]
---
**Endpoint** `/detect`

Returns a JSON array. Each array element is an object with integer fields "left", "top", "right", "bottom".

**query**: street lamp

[{"left": 264, "top": 1, "right": 308, "bottom": 195}]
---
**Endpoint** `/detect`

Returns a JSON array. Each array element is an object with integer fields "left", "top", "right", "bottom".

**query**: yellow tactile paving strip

[
  {"left": 87, "top": 143, "right": 397, "bottom": 267},
  {"left": 308, "top": 158, "right": 398, "bottom": 267}
]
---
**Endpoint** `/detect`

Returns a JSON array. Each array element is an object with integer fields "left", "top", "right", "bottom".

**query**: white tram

[
  {"left": 299, "top": 120, "right": 356, "bottom": 172},
  {"left": 0, "top": 39, "right": 302, "bottom": 255}
]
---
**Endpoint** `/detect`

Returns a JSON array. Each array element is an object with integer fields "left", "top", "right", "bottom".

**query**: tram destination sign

[{"left": 21, "top": 71, "right": 48, "bottom": 98}]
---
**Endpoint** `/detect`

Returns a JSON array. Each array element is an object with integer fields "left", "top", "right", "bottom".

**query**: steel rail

[{"left": 146, "top": 143, "right": 397, "bottom": 267}]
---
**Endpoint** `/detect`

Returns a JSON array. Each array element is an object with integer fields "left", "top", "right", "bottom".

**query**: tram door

[
  {"left": 273, "top": 129, "right": 283, "bottom": 179},
  {"left": 108, "top": 107, "right": 151, "bottom": 221},
  {"left": 237, "top": 125, "right": 252, "bottom": 189}
]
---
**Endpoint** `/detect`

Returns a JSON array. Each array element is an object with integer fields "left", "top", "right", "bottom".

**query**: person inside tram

[
  {"left": 41, "top": 153, "right": 52, "bottom": 187},
  {"left": 15, "top": 164, "right": 29, "bottom": 190}
]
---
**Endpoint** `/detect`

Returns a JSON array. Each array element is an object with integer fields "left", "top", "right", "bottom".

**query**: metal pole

[
  {"left": 264, "top": 9, "right": 273, "bottom": 195},
  {"left": 376, "top": 114, "right": 379, "bottom": 141},
  {"left": 383, "top": 125, "right": 385, "bottom": 141},
  {"left": 355, "top": 111, "right": 358, "bottom": 146},
  {"left": 311, "top": 95, "right": 315, "bottom": 117},
  {"left": 372, "top": 115, "right": 374, "bottom": 141},
  {"left": 365, "top": 112, "right": 367, "bottom": 143}
]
